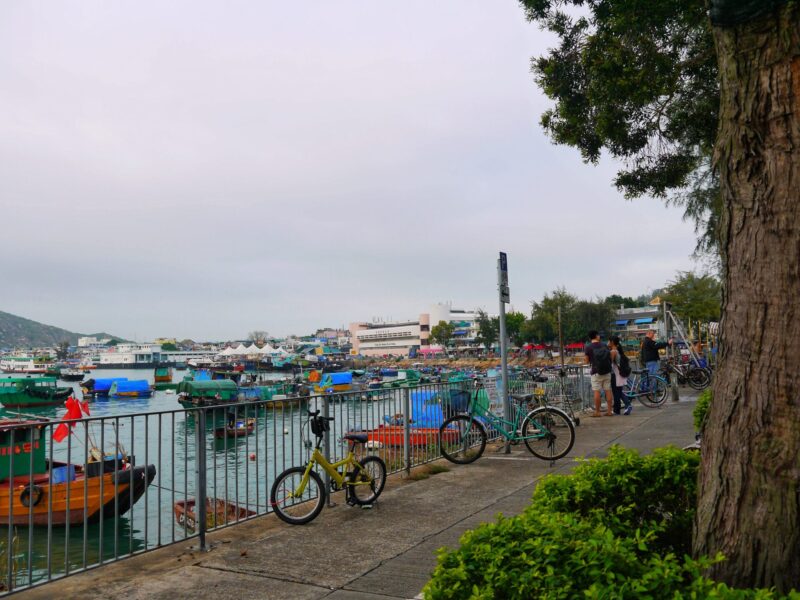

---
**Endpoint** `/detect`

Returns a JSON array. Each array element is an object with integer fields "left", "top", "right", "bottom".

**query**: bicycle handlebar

[{"left": 306, "top": 409, "right": 334, "bottom": 421}]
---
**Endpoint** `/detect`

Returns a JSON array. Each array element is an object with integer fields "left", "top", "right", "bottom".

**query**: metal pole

[
  {"left": 664, "top": 302, "right": 679, "bottom": 403},
  {"left": 558, "top": 305, "right": 566, "bottom": 393},
  {"left": 402, "top": 387, "right": 411, "bottom": 475},
  {"left": 497, "top": 257, "right": 510, "bottom": 454},
  {"left": 323, "top": 396, "right": 332, "bottom": 507},
  {"left": 195, "top": 408, "right": 208, "bottom": 551}
]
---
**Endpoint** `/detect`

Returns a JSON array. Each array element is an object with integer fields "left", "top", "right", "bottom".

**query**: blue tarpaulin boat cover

[
  {"left": 409, "top": 390, "right": 444, "bottom": 428},
  {"left": 380, "top": 368, "right": 398, "bottom": 377},
  {"left": 634, "top": 317, "right": 655, "bottom": 324},
  {"left": 93, "top": 378, "right": 128, "bottom": 392},
  {"left": 324, "top": 372, "right": 353, "bottom": 386},
  {"left": 615, "top": 320, "right": 628, "bottom": 326},
  {"left": 112, "top": 380, "right": 151, "bottom": 394}
]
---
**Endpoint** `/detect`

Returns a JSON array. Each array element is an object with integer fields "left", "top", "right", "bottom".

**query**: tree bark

[{"left": 694, "top": 3, "right": 800, "bottom": 592}]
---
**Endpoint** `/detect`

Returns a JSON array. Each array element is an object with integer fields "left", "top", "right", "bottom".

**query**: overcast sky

[{"left": 1, "top": 1, "right": 699, "bottom": 342}]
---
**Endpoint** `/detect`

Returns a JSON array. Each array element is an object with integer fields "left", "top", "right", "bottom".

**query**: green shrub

[
  {"left": 531, "top": 445, "right": 699, "bottom": 554},
  {"left": 423, "top": 445, "right": 800, "bottom": 599},
  {"left": 423, "top": 510, "right": 789, "bottom": 599},
  {"left": 694, "top": 388, "right": 713, "bottom": 431}
]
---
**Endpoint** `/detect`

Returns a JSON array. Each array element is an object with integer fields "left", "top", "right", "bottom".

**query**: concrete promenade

[{"left": 18, "top": 394, "right": 699, "bottom": 600}]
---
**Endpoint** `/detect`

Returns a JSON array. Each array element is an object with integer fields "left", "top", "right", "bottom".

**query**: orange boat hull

[
  {"left": 0, "top": 464, "right": 156, "bottom": 526},
  {"left": 364, "top": 426, "right": 456, "bottom": 448}
]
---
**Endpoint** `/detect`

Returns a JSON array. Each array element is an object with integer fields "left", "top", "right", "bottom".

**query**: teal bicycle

[
  {"left": 623, "top": 369, "right": 669, "bottom": 407},
  {"left": 438, "top": 379, "right": 575, "bottom": 464}
]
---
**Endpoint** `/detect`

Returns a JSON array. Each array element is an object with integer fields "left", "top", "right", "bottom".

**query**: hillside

[{"left": 0, "top": 311, "right": 119, "bottom": 349}]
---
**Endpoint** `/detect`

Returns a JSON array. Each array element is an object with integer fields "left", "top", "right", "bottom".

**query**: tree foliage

[
  {"left": 604, "top": 294, "right": 638, "bottom": 309},
  {"left": 160, "top": 342, "right": 178, "bottom": 351},
  {"left": 521, "top": 0, "right": 720, "bottom": 256},
  {"left": 55, "top": 341, "right": 70, "bottom": 360},
  {"left": 530, "top": 288, "right": 577, "bottom": 343},
  {"left": 662, "top": 271, "right": 721, "bottom": 323},
  {"left": 430, "top": 320, "right": 455, "bottom": 350},
  {"left": 504, "top": 311, "right": 529, "bottom": 347},
  {"left": 475, "top": 310, "right": 499, "bottom": 350},
  {"left": 248, "top": 330, "right": 269, "bottom": 344}
]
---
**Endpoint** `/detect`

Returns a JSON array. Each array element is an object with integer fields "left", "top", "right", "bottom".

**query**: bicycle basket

[
  {"left": 449, "top": 389, "right": 470, "bottom": 412},
  {"left": 310, "top": 416, "right": 330, "bottom": 436}
]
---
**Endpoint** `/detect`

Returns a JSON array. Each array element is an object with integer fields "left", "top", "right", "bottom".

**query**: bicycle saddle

[
  {"left": 343, "top": 432, "right": 369, "bottom": 444},
  {"left": 632, "top": 369, "right": 647, "bottom": 375},
  {"left": 511, "top": 393, "right": 534, "bottom": 402}
]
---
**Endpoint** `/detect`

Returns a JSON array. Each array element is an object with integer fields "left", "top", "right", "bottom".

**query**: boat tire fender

[{"left": 20, "top": 485, "right": 43, "bottom": 508}]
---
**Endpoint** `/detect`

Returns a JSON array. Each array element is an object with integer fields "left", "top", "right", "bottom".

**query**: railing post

[
  {"left": 323, "top": 395, "right": 332, "bottom": 507},
  {"left": 195, "top": 407, "right": 207, "bottom": 551},
  {"left": 403, "top": 387, "right": 411, "bottom": 475}
]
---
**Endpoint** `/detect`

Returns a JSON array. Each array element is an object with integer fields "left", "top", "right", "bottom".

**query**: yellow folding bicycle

[{"left": 270, "top": 409, "right": 387, "bottom": 525}]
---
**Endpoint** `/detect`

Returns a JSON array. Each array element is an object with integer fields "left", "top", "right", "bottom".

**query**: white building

[
  {"left": 349, "top": 302, "right": 487, "bottom": 357},
  {"left": 429, "top": 303, "right": 482, "bottom": 349},
  {"left": 349, "top": 315, "right": 431, "bottom": 357},
  {"left": 78, "top": 336, "right": 111, "bottom": 347},
  {"left": 97, "top": 344, "right": 163, "bottom": 366}
]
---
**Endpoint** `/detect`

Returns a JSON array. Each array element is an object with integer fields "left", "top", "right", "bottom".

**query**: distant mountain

[{"left": 0, "top": 310, "right": 121, "bottom": 349}]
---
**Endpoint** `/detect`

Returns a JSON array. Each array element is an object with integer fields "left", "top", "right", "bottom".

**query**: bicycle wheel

[
  {"left": 687, "top": 367, "right": 711, "bottom": 391},
  {"left": 521, "top": 406, "right": 575, "bottom": 461},
  {"left": 270, "top": 467, "right": 325, "bottom": 525},
  {"left": 637, "top": 376, "right": 668, "bottom": 408},
  {"left": 439, "top": 415, "right": 486, "bottom": 464},
  {"left": 348, "top": 456, "right": 387, "bottom": 505}
]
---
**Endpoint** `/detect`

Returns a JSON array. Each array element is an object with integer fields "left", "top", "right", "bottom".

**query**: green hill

[{"left": 0, "top": 311, "right": 121, "bottom": 349}]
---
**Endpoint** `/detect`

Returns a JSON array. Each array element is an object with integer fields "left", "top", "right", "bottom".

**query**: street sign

[
  {"left": 499, "top": 252, "right": 508, "bottom": 287},
  {"left": 500, "top": 285, "right": 510, "bottom": 303}
]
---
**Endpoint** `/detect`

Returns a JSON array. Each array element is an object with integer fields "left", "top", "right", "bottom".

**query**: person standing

[
  {"left": 641, "top": 330, "right": 671, "bottom": 384},
  {"left": 585, "top": 330, "right": 613, "bottom": 417},
  {"left": 609, "top": 336, "right": 633, "bottom": 415}
]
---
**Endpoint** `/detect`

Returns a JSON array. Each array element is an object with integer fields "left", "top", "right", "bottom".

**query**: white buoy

[{"left": 283, "top": 428, "right": 289, "bottom": 434}]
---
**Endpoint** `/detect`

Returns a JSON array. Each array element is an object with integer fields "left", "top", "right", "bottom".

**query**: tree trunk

[{"left": 694, "top": 3, "right": 800, "bottom": 592}]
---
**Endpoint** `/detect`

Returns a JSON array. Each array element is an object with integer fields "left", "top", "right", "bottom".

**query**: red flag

[
  {"left": 80, "top": 401, "right": 90, "bottom": 416},
  {"left": 53, "top": 397, "right": 84, "bottom": 443}
]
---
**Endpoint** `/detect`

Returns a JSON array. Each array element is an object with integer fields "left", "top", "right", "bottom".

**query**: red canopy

[{"left": 565, "top": 342, "right": 585, "bottom": 350}]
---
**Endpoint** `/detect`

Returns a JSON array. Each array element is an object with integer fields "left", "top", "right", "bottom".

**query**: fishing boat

[
  {"left": 361, "top": 424, "right": 457, "bottom": 448},
  {"left": 0, "top": 419, "right": 156, "bottom": 526},
  {"left": 153, "top": 366, "right": 173, "bottom": 383},
  {"left": 358, "top": 388, "right": 454, "bottom": 448},
  {"left": 0, "top": 377, "right": 74, "bottom": 408},
  {"left": 81, "top": 377, "right": 128, "bottom": 398},
  {"left": 108, "top": 380, "right": 153, "bottom": 398},
  {"left": 173, "top": 497, "right": 257, "bottom": 532},
  {"left": 312, "top": 371, "right": 355, "bottom": 394},
  {"left": 213, "top": 417, "right": 256, "bottom": 439},
  {"left": 59, "top": 368, "right": 86, "bottom": 382},
  {"left": 175, "top": 380, "right": 239, "bottom": 407}
]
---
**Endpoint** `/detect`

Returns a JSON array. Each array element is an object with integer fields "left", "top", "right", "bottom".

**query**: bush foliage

[
  {"left": 694, "top": 388, "right": 713, "bottom": 431},
  {"left": 423, "top": 446, "right": 798, "bottom": 599}
]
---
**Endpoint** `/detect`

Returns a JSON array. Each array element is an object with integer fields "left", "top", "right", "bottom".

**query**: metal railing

[{"left": 0, "top": 375, "right": 589, "bottom": 594}]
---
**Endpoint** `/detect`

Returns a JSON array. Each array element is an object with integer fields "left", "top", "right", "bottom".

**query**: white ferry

[{"left": 0, "top": 356, "right": 54, "bottom": 374}]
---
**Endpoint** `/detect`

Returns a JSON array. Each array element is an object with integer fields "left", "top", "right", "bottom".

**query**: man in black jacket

[{"left": 641, "top": 330, "right": 672, "bottom": 382}]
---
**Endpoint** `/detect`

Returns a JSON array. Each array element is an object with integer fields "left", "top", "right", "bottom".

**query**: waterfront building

[
  {"left": 78, "top": 336, "right": 111, "bottom": 347},
  {"left": 349, "top": 315, "right": 431, "bottom": 357},
  {"left": 349, "top": 302, "right": 487, "bottom": 357},
  {"left": 428, "top": 302, "right": 482, "bottom": 351},
  {"left": 97, "top": 343, "right": 163, "bottom": 366}
]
